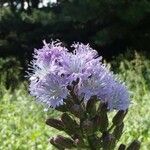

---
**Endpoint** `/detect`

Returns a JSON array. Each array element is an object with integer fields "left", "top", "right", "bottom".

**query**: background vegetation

[
  {"left": 0, "top": 0, "right": 150, "bottom": 150},
  {"left": 0, "top": 53, "right": 150, "bottom": 150},
  {"left": 1, "top": 0, "right": 150, "bottom": 61}
]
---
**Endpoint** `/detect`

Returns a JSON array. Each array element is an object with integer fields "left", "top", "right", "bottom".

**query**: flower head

[
  {"left": 28, "top": 40, "right": 130, "bottom": 110},
  {"left": 29, "top": 74, "right": 68, "bottom": 108}
]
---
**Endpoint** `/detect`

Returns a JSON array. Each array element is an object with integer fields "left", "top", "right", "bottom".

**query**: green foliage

[
  {"left": 0, "top": 52, "right": 149, "bottom": 149},
  {"left": 0, "top": 0, "right": 150, "bottom": 60},
  {"left": 0, "top": 84, "right": 59, "bottom": 150},
  {"left": 59, "top": 0, "right": 150, "bottom": 45},
  {"left": 111, "top": 51, "right": 150, "bottom": 98},
  {"left": 111, "top": 52, "right": 150, "bottom": 150},
  {"left": 0, "top": 57, "right": 22, "bottom": 90},
  {"left": 0, "top": 7, "right": 56, "bottom": 57}
]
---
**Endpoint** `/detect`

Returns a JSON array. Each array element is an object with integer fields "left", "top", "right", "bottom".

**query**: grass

[
  {"left": 0, "top": 52, "right": 150, "bottom": 150},
  {"left": 0, "top": 83, "right": 62, "bottom": 150}
]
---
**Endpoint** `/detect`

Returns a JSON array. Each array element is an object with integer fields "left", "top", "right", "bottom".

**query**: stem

[
  {"left": 108, "top": 124, "right": 115, "bottom": 132},
  {"left": 69, "top": 86, "right": 80, "bottom": 105},
  {"left": 87, "top": 135, "right": 96, "bottom": 150}
]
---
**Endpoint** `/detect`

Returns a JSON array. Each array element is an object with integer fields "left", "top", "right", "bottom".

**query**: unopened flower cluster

[{"left": 29, "top": 40, "right": 130, "bottom": 110}]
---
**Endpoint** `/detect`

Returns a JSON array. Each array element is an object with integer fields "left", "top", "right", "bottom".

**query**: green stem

[
  {"left": 108, "top": 124, "right": 115, "bottom": 132},
  {"left": 87, "top": 135, "right": 96, "bottom": 150}
]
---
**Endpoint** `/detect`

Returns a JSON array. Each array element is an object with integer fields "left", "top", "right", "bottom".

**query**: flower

[
  {"left": 107, "top": 81, "right": 130, "bottom": 110},
  {"left": 60, "top": 43, "right": 102, "bottom": 83},
  {"left": 28, "top": 40, "right": 130, "bottom": 110},
  {"left": 29, "top": 74, "right": 68, "bottom": 108}
]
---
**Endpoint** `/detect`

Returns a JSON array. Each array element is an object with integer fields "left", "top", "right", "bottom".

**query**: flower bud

[
  {"left": 100, "top": 115, "right": 108, "bottom": 132},
  {"left": 46, "top": 118, "right": 64, "bottom": 131},
  {"left": 113, "top": 122, "right": 124, "bottom": 140},
  {"left": 65, "top": 97, "right": 74, "bottom": 108},
  {"left": 112, "top": 110, "right": 128, "bottom": 126},
  {"left": 97, "top": 103, "right": 108, "bottom": 132},
  {"left": 86, "top": 96, "right": 97, "bottom": 117},
  {"left": 97, "top": 102, "right": 108, "bottom": 113},
  {"left": 102, "top": 132, "right": 116, "bottom": 150},
  {"left": 53, "top": 135, "right": 76, "bottom": 149},
  {"left": 126, "top": 140, "right": 141, "bottom": 150},
  {"left": 56, "top": 104, "right": 67, "bottom": 112},
  {"left": 82, "top": 119, "right": 94, "bottom": 135},
  {"left": 92, "top": 136, "right": 102, "bottom": 149},
  {"left": 92, "top": 115, "right": 102, "bottom": 132},
  {"left": 70, "top": 104, "right": 84, "bottom": 118},
  {"left": 61, "top": 113, "right": 79, "bottom": 135},
  {"left": 50, "top": 137, "right": 64, "bottom": 150}
]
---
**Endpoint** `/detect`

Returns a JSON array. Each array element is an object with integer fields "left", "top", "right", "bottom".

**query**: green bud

[
  {"left": 53, "top": 135, "right": 76, "bottom": 149},
  {"left": 82, "top": 119, "right": 94, "bottom": 135},
  {"left": 112, "top": 110, "right": 128, "bottom": 126},
  {"left": 86, "top": 96, "right": 97, "bottom": 117},
  {"left": 102, "top": 132, "right": 116, "bottom": 150},
  {"left": 97, "top": 103, "right": 109, "bottom": 132},
  {"left": 100, "top": 115, "right": 108, "bottom": 132},
  {"left": 92, "top": 115, "right": 100, "bottom": 131},
  {"left": 93, "top": 136, "right": 102, "bottom": 149},
  {"left": 50, "top": 137, "right": 64, "bottom": 150},
  {"left": 97, "top": 102, "right": 108, "bottom": 113},
  {"left": 126, "top": 140, "right": 141, "bottom": 150},
  {"left": 113, "top": 122, "right": 124, "bottom": 140},
  {"left": 56, "top": 104, "right": 67, "bottom": 112},
  {"left": 87, "top": 135, "right": 98, "bottom": 149},
  {"left": 64, "top": 96, "right": 74, "bottom": 108},
  {"left": 118, "top": 144, "right": 126, "bottom": 150},
  {"left": 70, "top": 104, "right": 84, "bottom": 118},
  {"left": 61, "top": 113, "right": 79, "bottom": 135},
  {"left": 46, "top": 118, "right": 64, "bottom": 131}
]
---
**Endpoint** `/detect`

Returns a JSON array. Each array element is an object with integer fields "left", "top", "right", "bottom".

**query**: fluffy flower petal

[{"left": 28, "top": 40, "right": 130, "bottom": 110}]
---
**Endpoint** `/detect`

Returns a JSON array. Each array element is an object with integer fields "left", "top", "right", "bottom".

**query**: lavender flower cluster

[{"left": 28, "top": 40, "right": 130, "bottom": 110}]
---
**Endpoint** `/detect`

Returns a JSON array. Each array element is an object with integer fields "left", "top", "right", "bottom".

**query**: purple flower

[
  {"left": 28, "top": 40, "right": 130, "bottom": 110},
  {"left": 29, "top": 74, "right": 68, "bottom": 108},
  {"left": 60, "top": 43, "right": 102, "bottom": 82},
  {"left": 107, "top": 81, "right": 130, "bottom": 110}
]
